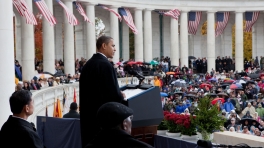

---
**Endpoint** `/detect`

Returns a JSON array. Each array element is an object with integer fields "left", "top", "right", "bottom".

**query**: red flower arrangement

[
  {"left": 176, "top": 115, "right": 197, "bottom": 136},
  {"left": 164, "top": 113, "right": 181, "bottom": 133}
]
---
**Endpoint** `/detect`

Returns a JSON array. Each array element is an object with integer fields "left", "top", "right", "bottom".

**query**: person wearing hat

[
  {"left": 85, "top": 102, "right": 152, "bottom": 148},
  {"left": 63, "top": 102, "right": 80, "bottom": 119},
  {"left": 53, "top": 77, "right": 60, "bottom": 86},
  {"left": 79, "top": 36, "right": 126, "bottom": 147}
]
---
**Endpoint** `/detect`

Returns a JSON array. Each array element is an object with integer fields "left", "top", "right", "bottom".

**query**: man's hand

[{"left": 121, "top": 91, "right": 126, "bottom": 99}]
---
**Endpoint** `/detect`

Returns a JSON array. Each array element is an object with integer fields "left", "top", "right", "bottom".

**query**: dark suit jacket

[
  {"left": 0, "top": 115, "right": 44, "bottom": 148},
  {"left": 79, "top": 53, "right": 124, "bottom": 147},
  {"left": 63, "top": 110, "right": 80, "bottom": 119},
  {"left": 85, "top": 129, "right": 153, "bottom": 148}
]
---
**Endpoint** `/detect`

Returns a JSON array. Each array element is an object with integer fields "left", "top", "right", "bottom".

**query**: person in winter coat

[
  {"left": 223, "top": 99, "right": 235, "bottom": 113},
  {"left": 256, "top": 103, "right": 264, "bottom": 118},
  {"left": 175, "top": 102, "right": 187, "bottom": 114}
]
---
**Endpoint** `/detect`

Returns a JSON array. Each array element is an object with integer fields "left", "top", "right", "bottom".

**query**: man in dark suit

[
  {"left": 86, "top": 102, "right": 153, "bottom": 148},
  {"left": 0, "top": 90, "right": 44, "bottom": 148},
  {"left": 63, "top": 102, "right": 80, "bottom": 118},
  {"left": 79, "top": 36, "right": 125, "bottom": 147}
]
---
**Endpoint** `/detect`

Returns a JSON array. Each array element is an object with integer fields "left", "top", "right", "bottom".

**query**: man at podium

[{"left": 79, "top": 36, "right": 125, "bottom": 147}]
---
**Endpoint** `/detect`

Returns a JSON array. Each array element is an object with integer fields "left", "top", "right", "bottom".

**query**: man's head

[
  {"left": 70, "top": 102, "right": 78, "bottom": 111},
  {"left": 9, "top": 90, "right": 33, "bottom": 117},
  {"left": 97, "top": 102, "right": 133, "bottom": 134},
  {"left": 96, "top": 36, "right": 115, "bottom": 58}
]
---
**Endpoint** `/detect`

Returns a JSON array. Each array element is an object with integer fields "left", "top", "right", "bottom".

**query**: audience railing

[{"left": 29, "top": 76, "right": 154, "bottom": 125}]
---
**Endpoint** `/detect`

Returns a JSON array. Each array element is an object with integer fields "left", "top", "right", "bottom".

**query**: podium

[{"left": 120, "top": 84, "right": 164, "bottom": 145}]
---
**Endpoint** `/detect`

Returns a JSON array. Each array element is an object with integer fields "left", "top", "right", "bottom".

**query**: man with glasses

[
  {"left": 85, "top": 102, "right": 152, "bottom": 148},
  {"left": 227, "top": 118, "right": 237, "bottom": 131}
]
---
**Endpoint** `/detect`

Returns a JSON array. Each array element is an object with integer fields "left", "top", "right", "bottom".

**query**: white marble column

[
  {"left": 144, "top": 9, "right": 153, "bottom": 62},
  {"left": 180, "top": 11, "right": 189, "bottom": 67},
  {"left": 0, "top": 0, "right": 14, "bottom": 126},
  {"left": 85, "top": 3, "right": 96, "bottom": 59},
  {"left": 110, "top": 6, "right": 120, "bottom": 63},
  {"left": 15, "top": 17, "right": 22, "bottom": 63},
  {"left": 134, "top": 8, "right": 144, "bottom": 62},
  {"left": 170, "top": 17, "right": 179, "bottom": 66},
  {"left": 235, "top": 11, "right": 244, "bottom": 72},
  {"left": 252, "top": 26, "right": 257, "bottom": 58},
  {"left": 21, "top": 0, "right": 35, "bottom": 81},
  {"left": 63, "top": 0, "right": 75, "bottom": 75},
  {"left": 207, "top": 11, "right": 216, "bottom": 71},
  {"left": 43, "top": 0, "right": 55, "bottom": 73}
]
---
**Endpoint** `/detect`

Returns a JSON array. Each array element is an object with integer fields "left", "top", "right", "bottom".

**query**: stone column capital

[
  {"left": 83, "top": 2, "right": 98, "bottom": 6},
  {"left": 134, "top": 7, "right": 144, "bottom": 11},
  {"left": 207, "top": 10, "right": 217, "bottom": 13},
  {"left": 235, "top": 10, "right": 245, "bottom": 13},
  {"left": 145, "top": 8, "right": 154, "bottom": 11},
  {"left": 180, "top": 9, "right": 189, "bottom": 13}
]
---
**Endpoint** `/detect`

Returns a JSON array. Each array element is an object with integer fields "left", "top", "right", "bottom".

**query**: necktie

[{"left": 33, "top": 84, "right": 37, "bottom": 90}]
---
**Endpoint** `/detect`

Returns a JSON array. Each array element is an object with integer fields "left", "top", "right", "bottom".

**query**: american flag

[
  {"left": 34, "top": 0, "right": 56, "bottom": 26},
  {"left": 56, "top": 0, "right": 78, "bottom": 26},
  {"left": 13, "top": 0, "right": 38, "bottom": 25},
  {"left": 163, "top": 9, "right": 181, "bottom": 20},
  {"left": 244, "top": 12, "right": 260, "bottom": 32},
  {"left": 73, "top": 2, "right": 92, "bottom": 24},
  {"left": 118, "top": 8, "right": 138, "bottom": 34},
  {"left": 98, "top": 4, "right": 122, "bottom": 22},
  {"left": 215, "top": 12, "right": 230, "bottom": 37},
  {"left": 188, "top": 12, "right": 202, "bottom": 35}
]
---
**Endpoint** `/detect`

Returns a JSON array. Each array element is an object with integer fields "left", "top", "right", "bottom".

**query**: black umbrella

[
  {"left": 185, "top": 94, "right": 197, "bottom": 98},
  {"left": 248, "top": 74, "right": 260, "bottom": 79},
  {"left": 188, "top": 56, "right": 196, "bottom": 60},
  {"left": 217, "top": 92, "right": 228, "bottom": 97},
  {"left": 54, "top": 72, "right": 66, "bottom": 77},
  {"left": 123, "top": 61, "right": 128, "bottom": 64},
  {"left": 170, "top": 65, "right": 178, "bottom": 67},
  {"left": 246, "top": 80, "right": 255, "bottom": 84},
  {"left": 143, "top": 62, "right": 150, "bottom": 65},
  {"left": 42, "top": 71, "right": 54, "bottom": 75},
  {"left": 239, "top": 118, "right": 260, "bottom": 127},
  {"left": 174, "top": 91, "right": 184, "bottom": 94}
]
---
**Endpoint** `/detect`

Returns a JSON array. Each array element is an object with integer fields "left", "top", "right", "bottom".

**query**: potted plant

[
  {"left": 164, "top": 113, "right": 181, "bottom": 137},
  {"left": 157, "top": 111, "right": 169, "bottom": 135},
  {"left": 192, "top": 96, "right": 225, "bottom": 141},
  {"left": 176, "top": 114, "right": 197, "bottom": 141}
]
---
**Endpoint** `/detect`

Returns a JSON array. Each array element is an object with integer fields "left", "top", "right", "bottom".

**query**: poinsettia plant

[
  {"left": 164, "top": 113, "right": 181, "bottom": 133},
  {"left": 176, "top": 114, "right": 197, "bottom": 136},
  {"left": 158, "top": 111, "right": 170, "bottom": 130}
]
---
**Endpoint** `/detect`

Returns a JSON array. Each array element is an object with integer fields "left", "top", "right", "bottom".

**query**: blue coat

[
  {"left": 176, "top": 105, "right": 187, "bottom": 113},
  {"left": 223, "top": 102, "right": 234, "bottom": 113}
]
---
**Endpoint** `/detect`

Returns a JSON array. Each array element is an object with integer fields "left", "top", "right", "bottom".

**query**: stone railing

[{"left": 29, "top": 76, "right": 154, "bottom": 125}]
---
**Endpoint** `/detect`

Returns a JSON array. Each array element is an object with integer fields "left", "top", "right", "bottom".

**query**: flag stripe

[
  {"left": 74, "top": 2, "right": 92, "bottom": 24},
  {"left": 56, "top": 0, "right": 78, "bottom": 26},
  {"left": 244, "top": 12, "right": 259, "bottom": 32},
  {"left": 119, "top": 8, "right": 138, "bottom": 34},
  {"left": 215, "top": 12, "right": 230, "bottom": 37},
  {"left": 188, "top": 11, "right": 202, "bottom": 35},
  {"left": 163, "top": 9, "right": 181, "bottom": 20},
  {"left": 99, "top": 4, "right": 122, "bottom": 22},
  {"left": 34, "top": 0, "right": 56, "bottom": 26},
  {"left": 13, "top": 0, "right": 37, "bottom": 25}
]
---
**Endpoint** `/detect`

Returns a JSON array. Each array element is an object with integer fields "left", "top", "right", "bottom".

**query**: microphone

[{"left": 127, "top": 69, "right": 145, "bottom": 84}]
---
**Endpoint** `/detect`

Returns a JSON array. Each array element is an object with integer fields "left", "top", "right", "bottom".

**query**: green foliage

[
  {"left": 129, "top": 29, "right": 134, "bottom": 59},
  {"left": 192, "top": 96, "right": 225, "bottom": 140},
  {"left": 232, "top": 21, "right": 252, "bottom": 60},
  {"left": 158, "top": 120, "right": 168, "bottom": 130}
]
